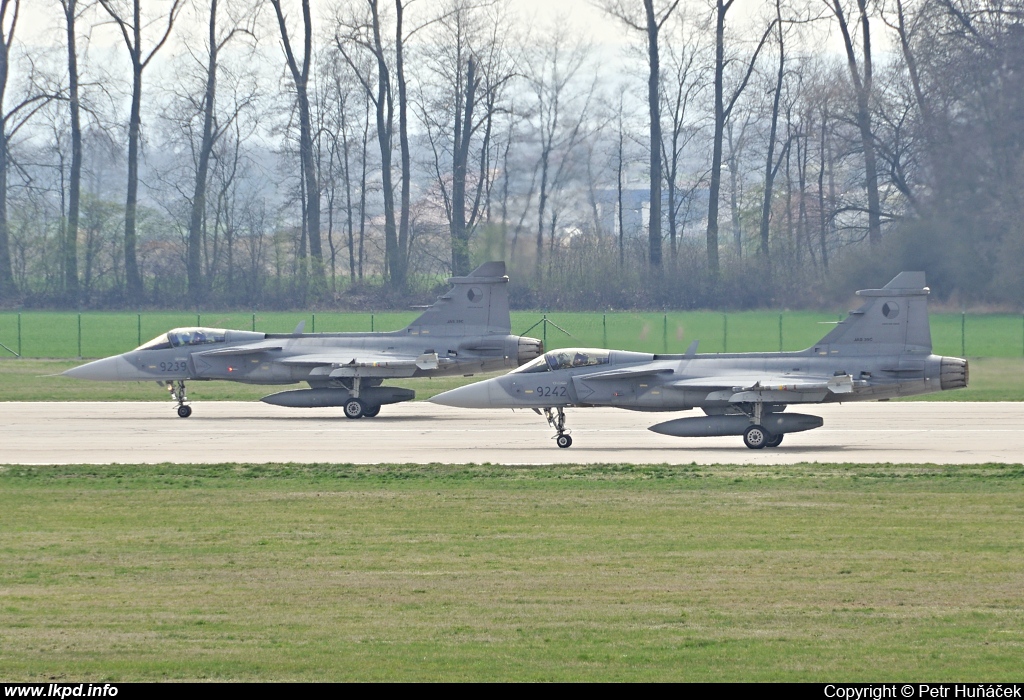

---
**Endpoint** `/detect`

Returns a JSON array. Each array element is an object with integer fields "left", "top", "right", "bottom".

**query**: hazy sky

[{"left": 15, "top": 0, "right": 766, "bottom": 57}]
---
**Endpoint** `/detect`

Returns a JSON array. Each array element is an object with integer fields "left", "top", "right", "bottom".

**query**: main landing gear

[
  {"left": 740, "top": 401, "right": 783, "bottom": 449},
  {"left": 342, "top": 397, "right": 381, "bottom": 419},
  {"left": 167, "top": 380, "right": 191, "bottom": 418},
  {"left": 742, "top": 425, "right": 784, "bottom": 449},
  {"left": 343, "top": 398, "right": 364, "bottom": 419},
  {"left": 340, "top": 377, "right": 381, "bottom": 419},
  {"left": 544, "top": 407, "right": 572, "bottom": 448}
]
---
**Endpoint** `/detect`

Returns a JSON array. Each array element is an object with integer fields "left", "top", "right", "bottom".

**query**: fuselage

[
  {"left": 63, "top": 327, "right": 542, "bottom": 386},
  {"left": 431, "top": 347, "right": 969, "bottom": 411}
]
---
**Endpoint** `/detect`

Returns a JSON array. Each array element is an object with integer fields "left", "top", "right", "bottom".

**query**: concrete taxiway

[{"left": 0, "top": 401, "right": 1019, "bottom": 465}]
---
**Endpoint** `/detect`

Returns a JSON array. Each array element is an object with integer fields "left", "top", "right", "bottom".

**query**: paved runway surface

[{"left": 0, "top": 401, "right": 1019, "bottom": 465}]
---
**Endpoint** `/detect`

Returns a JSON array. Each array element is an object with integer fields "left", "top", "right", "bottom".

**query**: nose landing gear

[
  {"left": 544, "top": 407, "right": 572, "bottom": 448},
  {"left": 167, "top": 380, "right": 191, "bottom": 418}
]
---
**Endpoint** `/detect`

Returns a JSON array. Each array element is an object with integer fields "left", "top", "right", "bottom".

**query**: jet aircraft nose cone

[
  {"left": 430, "top": 380, "right": 497, "bottom": 409},
  {"left": 62, "top": 355, "right": 134, "bottom": 381}
]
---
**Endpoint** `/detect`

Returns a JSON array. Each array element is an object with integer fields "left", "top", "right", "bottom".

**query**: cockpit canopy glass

[
  {"left": 136, "top": 327, "right": 228, "bottom": 351},
  {"left": 513, "top": 348, "right": 610, "bottom": 373}
]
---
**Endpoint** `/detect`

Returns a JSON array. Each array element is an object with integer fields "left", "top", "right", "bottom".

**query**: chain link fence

[{"left": 1, "top": 310, "right": 1022, "bottom": 359}]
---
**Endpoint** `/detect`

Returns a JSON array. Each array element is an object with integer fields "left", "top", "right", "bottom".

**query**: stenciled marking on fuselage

[
  {"left": 150, "top": 361, "right": 189, "bottom": 372},
  {"left": 534, "top": 386, "right": 567, "bottom": 398}
]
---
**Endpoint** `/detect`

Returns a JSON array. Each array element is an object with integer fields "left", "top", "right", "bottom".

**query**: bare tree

[
  {"left": 725, "top": 113, "right": 751, "bottom": 255},
  {"left": 416, "top": 0, "right": 516, "bottom": 275},
  {"left": 705, "top": 0, "right": 774, "bottom": 275},
  {"left": 1, "top": 0, "right": 61, "bottom": 300},
  {"left": 270, "top": 0, "right": 326, "bottom": 298},
  {"left": 612, "top": 85, "right": 631, "bottom": 266},
  {"left": 59, "top": 0, "right": 85, "bottom": 304},
  {"left": 522, "top": 23, "right": 595, "bottom": 277},
  {"left": 826, "top": 0, "right": 882, "bottom": 245},
  {"left": 335, "top": 0, "right": 416, "bottom": 289},
  {"left": 659, "top": 11, "right": 705, "bottom": 260},
  {"left": 98, "top": 0, "right": 184, "bottom": 302},
  {"left": 182, "top": 0, "right": 255, "bottom": 305},
  {"left": 600, "top": 0, "right": 681, "bottom": 269},
  {"left": 0, "top": 0, "right": 20, "bottom": 298},
  {"left": 758, "top": 0, "right": 787, "bottom": 260}
]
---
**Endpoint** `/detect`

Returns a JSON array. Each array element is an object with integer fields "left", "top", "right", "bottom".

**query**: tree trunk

[
  {"left": 759, "top": 9, "right": 784, "bottom": 260},
  {"left": 393, "top": 0, "right": 410, "bottom": 288},
  {"left": 0, "top": 133, "right": 11, "bottom": 299},
  {"left": 63, "top": 0, "right": 81, "bottom": 304},
  {"left": 645, "top": 0, "right": 662, "bottom": 269},
  {"left": 832, "top": 0, "right": 881, "bottom": 246},
  {"left": 272, "top": 0, "right": 324, "bottom": 295},
  {"left": 706, "top": 0, "right": 726, "bottom": 275},
  {"left": 187, "top": 0, "right": 219, "bottom": 306},
  {"left": 450, "top": 56, "right": 476, "bottom": 276},
  {"left": 125, "top": 53, "right": 143, "bottom": 301},
  {"left": 0, "top": 0, "right": 16, "bottom": 299}
]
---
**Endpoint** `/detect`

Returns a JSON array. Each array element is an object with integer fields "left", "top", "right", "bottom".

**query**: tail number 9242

[{"left": 536, "top": 385, "right": 567, "bottom": 398}]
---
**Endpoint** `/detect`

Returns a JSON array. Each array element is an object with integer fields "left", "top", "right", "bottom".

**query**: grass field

[
  {"left": 2, "top": 310, "right": 1023, "bottom": 359},
  {"left": 1, "top": 462, "right": 1022, "bottom": 681},
  {"left": 2, "top": 357, "right": 1022, "bottom": 402}
]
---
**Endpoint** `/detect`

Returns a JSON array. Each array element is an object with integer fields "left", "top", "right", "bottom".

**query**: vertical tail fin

[
  {"left": 404, "top": 261, "right": 511, "bottom": 336},
  {"left": 815, "top": 271, "right": 932, "bottom": 354}
]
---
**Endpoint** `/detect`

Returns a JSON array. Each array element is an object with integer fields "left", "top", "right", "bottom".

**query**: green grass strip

[{"left": 1, "top": 462, "right": 1023, "bottom": 681}]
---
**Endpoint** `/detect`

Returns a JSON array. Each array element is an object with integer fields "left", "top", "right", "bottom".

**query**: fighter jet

[
  {"left": 64, "top": 261, "right": 542, "bottom": 419},
  {"left": 430, "top": 272, "right": 969, "bottom": 449}
]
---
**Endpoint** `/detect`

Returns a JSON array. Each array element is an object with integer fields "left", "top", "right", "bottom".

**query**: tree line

[{"left": 0, "top": 0, "right": 1021, "bottom": 311}]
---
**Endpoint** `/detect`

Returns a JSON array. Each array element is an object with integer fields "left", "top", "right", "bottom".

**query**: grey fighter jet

[
  {"left": 64, "top": 262, "right": 542, "bottom": 419},
  {"left": 430, "top": 272, "right": 969, "bottom": 449}
]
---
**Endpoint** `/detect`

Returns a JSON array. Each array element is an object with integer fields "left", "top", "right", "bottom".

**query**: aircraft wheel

[
  {"left": 177, "top": 405, "right": 192, "bottom": 419},
  {"left": 743, "top": 425, "right": 769, "bottom": 449},
  {"left": 363, "top": 405, "right": 381, "bottom": 418},
  {"left": 343, "top": 398, "right": 365, "bottom": 419},
  {"left": 556, "top": 434, "right": 572, "bottom": 449},
  {"left": 766, "top": 433, "right": 784, "bottom": 448}
]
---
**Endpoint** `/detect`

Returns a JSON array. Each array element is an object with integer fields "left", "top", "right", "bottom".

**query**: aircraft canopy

[
  {"left": 513, "top": 348, "right": 610, "bottom": 373},
  {"left": 136, "top": 328, "right": 228, "bottom": 351}
]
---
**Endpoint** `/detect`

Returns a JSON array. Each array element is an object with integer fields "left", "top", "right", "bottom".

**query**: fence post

[
  {"left": 137, "top": 314, "right": 142, "bottom": 346},
  {"left": 723, "top": 313, "right": 728, "bottom": 353},
  {"left": 961, "top": 311, "right": 966, "bottom": 357},
  {"left": 77, "top": 314, "right": 82, "bottom": 359},
  {"left": 197, "top": 313, "right": 201, "bottom": 328},
  {"left": 779, "top": 313, "right": 783, "bottom": 352},
  {"left": 602, "top": 314, "right": 607, "bottom": 348},
  {"left": 312, "top": 313, "right": 316, "bottom": 334},
  {"left": 18, "top": 312, "right": 21, "bottom": 357},
  {"left": 252, "top": 313, "right": 256, "bottom": 332},
  {"left": 663, "top": 314, "right": 668, "bottom": 353},
  {"left": 371, "top": 314, "right": 374, "bottom": 332},
  {"left": 543, "top": 314, "right": 548, "bottom": 349}
]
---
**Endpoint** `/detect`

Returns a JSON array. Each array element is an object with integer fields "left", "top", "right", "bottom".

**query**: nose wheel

[
  {"left": 168, "top": 380, "right": 191, "bottom": 418},
  {"left": 544, "top": 407, "right": 572, "bottom": 448}
]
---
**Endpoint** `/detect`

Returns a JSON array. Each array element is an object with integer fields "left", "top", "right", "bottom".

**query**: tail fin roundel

[
  {"left": 405, "top": 262, "right": 512, "bottom": 336},
  {"left": 815, "top": 271, "right": 932, "bottom": 355}
]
